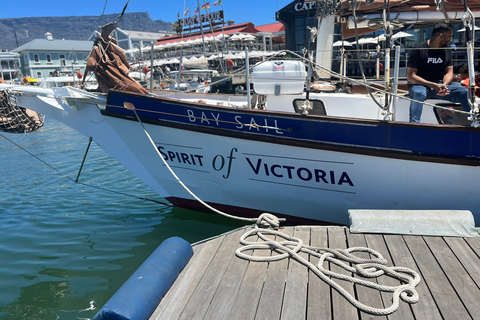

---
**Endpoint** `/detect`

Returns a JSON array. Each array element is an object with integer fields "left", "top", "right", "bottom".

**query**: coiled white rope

[{"left": 235, "top": 219, "right": 420, "bottom": 316}]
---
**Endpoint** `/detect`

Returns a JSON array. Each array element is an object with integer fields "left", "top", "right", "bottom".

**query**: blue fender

[{"left": 93, "top": 236, "right": 193, "bottom": 320}]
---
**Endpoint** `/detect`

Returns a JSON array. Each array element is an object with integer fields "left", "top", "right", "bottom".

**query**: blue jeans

[{"left": 409, "top": 82, "right": 470, "bottom": 122}]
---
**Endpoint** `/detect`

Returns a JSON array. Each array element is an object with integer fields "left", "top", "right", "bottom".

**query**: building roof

[
  {"left": 255, "top": 22, "right": 285, "bottom": 33},
  {"left": 155, "top": 22, "right": 261, "bottom": 45},
  {"left": 12, "top": 39, "right": 93, "bottom": 52},
  {"left": 0, "top": 52, "right": 20, "bottom": 59},
  {"left": 119, "top": 29, "right": 173, "bottom": 40}
]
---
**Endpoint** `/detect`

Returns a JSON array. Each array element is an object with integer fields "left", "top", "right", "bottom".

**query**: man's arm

[
  {"left": 407, "top": 67, "right": 448, "bottom": 94},
  {"left": 443, "top": 65, "right": 454, "bottom": 85}
]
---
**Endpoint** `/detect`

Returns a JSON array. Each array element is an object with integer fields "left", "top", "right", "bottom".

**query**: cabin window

[
  {"left": 34, "top": 54, "right": 40, "bottom": 63},
  {"left": 293, "top": 99, "right": 327, "bottom": 116},
  {"left": 36, "top": 71, "right": 42, "bottom": 78},
  {"left": 46, "top": 54, "right": 52, "bottom": 63},
  {"left": 59, "top": 54, "right": 66, "bottom": 66},
  {"left": 433, "top": 103, "right": 470, "bottom": 126}
]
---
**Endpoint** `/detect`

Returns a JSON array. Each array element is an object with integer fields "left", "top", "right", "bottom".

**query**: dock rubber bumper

[{"left": 93, "top": 236, "right": 193, "bottom": 320}]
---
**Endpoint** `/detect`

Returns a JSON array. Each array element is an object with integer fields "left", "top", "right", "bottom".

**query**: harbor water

[{"left": 0, "top": 116, "right": 246, "bottom": 319}]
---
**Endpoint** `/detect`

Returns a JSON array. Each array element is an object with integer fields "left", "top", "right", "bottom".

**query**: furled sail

[{"left": 85, "top": 28, "right": 149, "bottom": 94}]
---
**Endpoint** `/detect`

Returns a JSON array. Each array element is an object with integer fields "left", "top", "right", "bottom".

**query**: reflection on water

[{"left": 0, "top": 117, "right": 246, "bottom": 319}]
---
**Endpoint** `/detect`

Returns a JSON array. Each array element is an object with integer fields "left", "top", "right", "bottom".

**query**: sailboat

[{"left": 1, "top": 0, "right": 480, "bottom": 225}]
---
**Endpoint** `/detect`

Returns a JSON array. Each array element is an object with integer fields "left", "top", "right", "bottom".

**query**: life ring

[
  {"left": 226, "top": 59, "right": 234, "bottom": 68},
  {"left": 142, "top": 66, "right": 149, "bottom": 74},
  {"left": 76, "top": 71, "right": 83, "bottom": 79}
]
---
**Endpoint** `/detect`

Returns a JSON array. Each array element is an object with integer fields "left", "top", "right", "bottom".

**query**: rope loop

[{"left": 235, "top": 224, "right": 421, "bottom": 316}]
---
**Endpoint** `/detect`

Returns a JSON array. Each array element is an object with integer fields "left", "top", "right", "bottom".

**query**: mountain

[{"left": 0, "top": 12, "right": 174, "bottom": 51}]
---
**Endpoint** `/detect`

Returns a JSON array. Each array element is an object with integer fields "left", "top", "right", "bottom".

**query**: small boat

[{"left": 1, "top": 0, "right": 480, "bottom": 225}]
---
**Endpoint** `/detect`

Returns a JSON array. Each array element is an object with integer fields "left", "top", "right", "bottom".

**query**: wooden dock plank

[
  {"left": 202, "top": 228, "right": 252, "bottom": 320},
  {"left": 148, "top": 226, "right": 480, "bottom": 320},
  {"left": 403, "top": 235, "right": 471, "bottom": 319},
  {"left": 306, "top": 226, "right": 331, "bottom": 320},
  {"left": 444, "top": 237, "right": 480, "bottom": 286},
  {"left": 177, "top": 227, "right": 247, "bottom": 320},
  {"left": 280, "top": 226, "right": 310, "bottom": 320},
  {"left": 150, "top": 233, "right": 225, "bottom": 320},
  {"left": 424, "top": 236, "right": 480, "bottom": 317},
  {"left": 328, "top": 226, "right": 359, "bottom": 320},
  {"left": 383, "top": 234, "right": 443, "bottom": 320},
  {"left": 363, "top": 234, "right": 415, "bottom": 320},
  {"left": 253, "top": 227, "right": 292, "bottom": 320},
  {"left": 346, "top": 232, "right": 387, "bottom": 320},
  {"left": 226, "top": 226, "right": 279, "bottom": 320}
]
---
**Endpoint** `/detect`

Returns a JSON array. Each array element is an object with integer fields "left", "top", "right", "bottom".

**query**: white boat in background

[
  {"left": 168, "top": 69, "right": 219, "bottom": 92},
  {"left": 38, "top": 73, "right": 98, "bottom": 90},
  {"left": 1, "top": 0, "right": 480, "bottom": 225}
]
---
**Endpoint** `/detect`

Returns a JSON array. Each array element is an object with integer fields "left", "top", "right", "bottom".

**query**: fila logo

[{"left": 427, "top": 57, "right": 443, "bottom": 64}]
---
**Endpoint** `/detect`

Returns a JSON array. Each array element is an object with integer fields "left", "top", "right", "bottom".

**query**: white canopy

[
  {"left": 333, "top": 40, "right": 352, "bottom": 47},
  {"left": 392, "top": 31, "right": 414, "bottom": 39},
  {"left": 458, "top": 26, "right": 480, "bottom": 32},
  {"left": 356, "top": 38, "right": 378, "bottom": 44}
]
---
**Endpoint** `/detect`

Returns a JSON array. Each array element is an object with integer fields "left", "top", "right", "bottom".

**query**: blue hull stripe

[{"left": 106, "top": 90, "right": 480, "bottom": 165}]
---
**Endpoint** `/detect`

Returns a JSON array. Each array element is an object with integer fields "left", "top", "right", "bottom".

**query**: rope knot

[{"left": 256, "top": 213, "right": 281, "bottom": 229}]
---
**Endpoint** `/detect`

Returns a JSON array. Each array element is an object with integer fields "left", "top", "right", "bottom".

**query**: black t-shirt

[{"left": 407, "top": 41, "right": 452, "bottom": 83}]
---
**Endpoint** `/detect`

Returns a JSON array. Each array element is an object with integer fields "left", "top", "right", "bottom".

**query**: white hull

[
  {"left": 2, "top": 85, "right": 479, "bottom": 225},
  {"left": 106, "top": 115, "right": 480, "bottom": 225}
]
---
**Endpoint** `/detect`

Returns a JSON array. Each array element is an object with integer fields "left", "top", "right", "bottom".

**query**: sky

[{"left": 0, "top": 0, "right": 293, "bottom": 27}]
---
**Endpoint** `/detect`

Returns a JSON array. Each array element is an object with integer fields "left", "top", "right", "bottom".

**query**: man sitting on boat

[{"left": 407, "top": 23, "right": 470, "bottom": 123}]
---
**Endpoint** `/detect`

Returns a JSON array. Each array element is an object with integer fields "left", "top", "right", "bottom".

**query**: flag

[
  {"left": 184, "top": 7, "right": 190, "bottom": 16},
  {"left": 177, "top": 11, "right": 180, "bottom": 19},
  {"left": 214, "top": 0, "right": 222, "bottom": 6},
  {"left": 194, "top": 6, "right": 199, "bottom": 15},
  {"left": 201, "top": 2, "right": 211, "bottom": 9}
]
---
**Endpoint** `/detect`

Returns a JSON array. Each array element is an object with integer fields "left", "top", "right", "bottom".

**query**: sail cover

[{"left": 85, "top": 30, "right": 149, "bottom": 94}]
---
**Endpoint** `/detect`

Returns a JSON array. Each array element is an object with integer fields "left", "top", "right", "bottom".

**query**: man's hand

[{"left": 434, "top": 83, "right": 450, "bottom": 96}]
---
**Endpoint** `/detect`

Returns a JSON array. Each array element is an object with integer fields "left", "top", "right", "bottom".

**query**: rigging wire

[
  {"left": 99, "top": 0, "right": 109, "bottom": 31},
  {"left": 351, "top": 0, "right": 390, "bottom": 110},
  {"left": 0, "top": 132, "right": 173, "bottom": 207}
]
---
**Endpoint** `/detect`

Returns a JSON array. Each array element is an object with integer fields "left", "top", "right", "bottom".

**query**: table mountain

[{"left": 0, "top": 12, "right": 173, "bottom": 51}]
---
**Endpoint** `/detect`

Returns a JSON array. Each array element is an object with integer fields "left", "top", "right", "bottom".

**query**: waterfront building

[
  {"left": 129, "top": 20, "right": 286, "bottom": 71},
  {"left": 88, "top": 28, "right": 174, "bottom": 52},
  {"left": 0, "top": 51, "right": 20, "bottom": 83},
  {"left": 12, "top": 33, "right": 92, "bottom": 79}
]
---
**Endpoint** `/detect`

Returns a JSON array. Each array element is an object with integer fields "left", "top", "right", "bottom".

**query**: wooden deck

[{"left": 150, "top": 226, "right": 480, "bottom": 320}]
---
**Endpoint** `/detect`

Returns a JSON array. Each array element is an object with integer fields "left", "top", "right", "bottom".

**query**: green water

[{"left": 0, "top": 117, "right": 246, "bottom": 319}]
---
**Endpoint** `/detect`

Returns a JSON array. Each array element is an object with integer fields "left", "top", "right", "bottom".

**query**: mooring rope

[
  {"left": 127, "top": 100, "right": 419, "bottom": 316},
  {"left": 236, "top": 217, "right": 420, "bottom": 316},
  {"left": 0, "top": 132, "right": 173, "bottom": 207}
]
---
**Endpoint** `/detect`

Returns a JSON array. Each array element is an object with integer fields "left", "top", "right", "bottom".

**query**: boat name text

[
  {"left": 186, "top": 109, "right": 284, "bottom": 134},
  {"left": 246, "top": 158, "right": 354, "bottom": 186}
]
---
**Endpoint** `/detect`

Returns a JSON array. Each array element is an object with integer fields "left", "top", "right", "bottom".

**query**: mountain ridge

[{"left": 0, "top": 12, "right": 174, "bottom": 51}]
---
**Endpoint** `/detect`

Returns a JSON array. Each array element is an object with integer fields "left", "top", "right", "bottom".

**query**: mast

[{"left": 313, "top": 0, "right": 336, "bottom": 79}]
